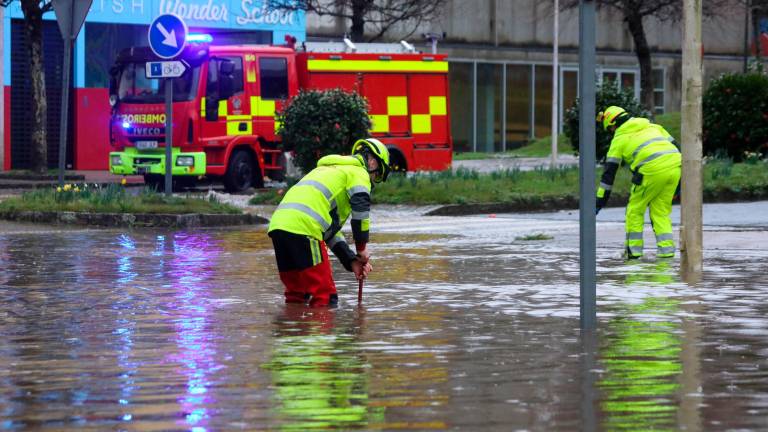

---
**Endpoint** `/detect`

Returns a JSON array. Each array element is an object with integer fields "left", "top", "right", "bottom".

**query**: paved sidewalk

[{"left": 453, "top": 155, "right": 579, "bottom": 173}]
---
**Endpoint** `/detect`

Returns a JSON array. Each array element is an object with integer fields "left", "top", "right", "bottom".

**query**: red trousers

[{"left": 270, "top": 230, "right": 337, "bottom": 307}]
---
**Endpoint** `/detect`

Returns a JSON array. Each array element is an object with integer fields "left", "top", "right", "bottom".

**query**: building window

[
  {"left": 534, "top": 65, "right": 553, "bottom": 139},
  {"left": 599, "top": 69, "right": 640, "bottom": 101},
  {"left": 653, "top": 68, "right": 665, "bottom": 114},
  {"left": 505, "top": 65, "right": 531, "bottom": 147},
  {"left": 476, "top": 63, "right": 503, "bottom": 152},
  {"left": 448, "top": 62, "right": 473, "bottom": 152},
  {"left": 85, "top": 23, "right": 148, "bottom": 88}
]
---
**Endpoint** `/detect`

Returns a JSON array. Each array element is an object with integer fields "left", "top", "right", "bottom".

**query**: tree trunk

[
  {"left": 626, "top": 11, "right": 655, "bottom": 113},
  {"left": 20, "top": 0, "right": 47, "bottom": 173},
  {"left": 349, "top": 0, "right": 367, "bottom": 41}
]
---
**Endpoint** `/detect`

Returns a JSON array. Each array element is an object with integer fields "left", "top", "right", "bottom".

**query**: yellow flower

[
  {"left": 74, "top": 187, "right": 80, "bottom": 192},
  {"left": 121, "top": 178, "right": 127, "bottom": 185},
  {"left": 63, "top": 184, "right": 71, "bottom": 191},
  {"left": 56, "top": 186, "right": 62, "bottom": 192}
]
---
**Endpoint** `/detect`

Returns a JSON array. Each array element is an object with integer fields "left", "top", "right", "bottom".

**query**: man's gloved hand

[
  {"left": 351, "top": 258, "right": 372, "bottom": 281},
  {"left": 356, "top": 249, "right": 370, "bottom": 264},
  {"left": 596, "top": 196, "right": 607, "bottom": 215}
]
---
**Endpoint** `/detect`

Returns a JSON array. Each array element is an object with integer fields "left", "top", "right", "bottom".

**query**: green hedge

[
  {"left": 703, "top": 72, "right": 768, "bottom": 161},
  {"left": 276, "top": 88, "right": 371, "bottom": 174}
]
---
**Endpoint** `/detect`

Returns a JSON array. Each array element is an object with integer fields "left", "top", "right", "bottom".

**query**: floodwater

[{"left": 0, "top": 207, "right": 767, "bottom": 431}]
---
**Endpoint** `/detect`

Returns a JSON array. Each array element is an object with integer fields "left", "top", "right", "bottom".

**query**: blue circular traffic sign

[{"left": 148, "top": 14, "right": 187, "bottom": 59}]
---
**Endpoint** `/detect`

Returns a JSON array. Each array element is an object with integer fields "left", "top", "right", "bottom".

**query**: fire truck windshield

[{"left": 117, "top": 62, "right": 200, "bottom": 103}]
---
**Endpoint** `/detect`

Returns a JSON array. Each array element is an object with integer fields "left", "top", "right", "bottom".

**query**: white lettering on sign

[
  {"left": 237, "top": 0, "right": 295, "bottom": 26},
  {"left": 159, "top": 0, "right": 229, "bottom": 22},
  {"left": 112, "top": 0, "right": 124, "bottom": 14},
  {"left": 132, "top": 0, "right": 144, "bottom": 13}
]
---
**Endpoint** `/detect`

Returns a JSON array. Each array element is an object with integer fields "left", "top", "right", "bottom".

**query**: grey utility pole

[
  {"left": 681, "top": 0, "right": 704, "bottom": 276},
  {"left": 579, "top": 0, "right": 596, "bottom": 329},
  {"left": 551, "top": 0, "right": 560, "bottom": 167}
]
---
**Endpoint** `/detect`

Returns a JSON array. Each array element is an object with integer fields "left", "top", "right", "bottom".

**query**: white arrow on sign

[{"left": 156, "top": 23, "right": 178, "bottom": 48}]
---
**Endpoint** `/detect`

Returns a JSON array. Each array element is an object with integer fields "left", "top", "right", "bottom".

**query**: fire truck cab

[{"left": 108, "top": 39, "right": 451, "bottom": 192}]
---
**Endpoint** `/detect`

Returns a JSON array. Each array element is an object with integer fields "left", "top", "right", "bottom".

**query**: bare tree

[
  {"left": 268, "top": 0, "right": 447, "bottom": 42},
  {"left": 562, "top": 0, "right": 737, "bottom": 111},
  {"left": 1, "top": 0, "right": 53, "bottom": 173}
]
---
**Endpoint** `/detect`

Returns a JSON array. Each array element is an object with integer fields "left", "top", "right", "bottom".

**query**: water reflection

[
  {"left": 168, "top": 232, "right": 222, "bottom": 431},
  {"left": 598, "top": 261, "right": 684, "bottom": 431},
  {"left": 264, "top": 304, "right": 380, "bottom": 430}
]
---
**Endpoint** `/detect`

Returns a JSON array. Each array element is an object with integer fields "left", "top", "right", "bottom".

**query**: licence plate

[{"left": 135, "top": 140, "right": 158, "bottom": 150}]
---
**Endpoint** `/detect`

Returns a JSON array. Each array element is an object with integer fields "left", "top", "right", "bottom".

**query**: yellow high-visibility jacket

[
  {"left": 268, "top": 154, "right": 372, "bottom": 252},
  {"left": 598, "top": 117, "right": 681, "bottom": 202}
]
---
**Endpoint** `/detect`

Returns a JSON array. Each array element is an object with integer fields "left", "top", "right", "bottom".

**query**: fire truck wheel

[
  {"left": 224, "top": 150, "right": 260, "bottom": 193},
  {"left": 388, "top": 148, "right": 407, "bottom": 173}
]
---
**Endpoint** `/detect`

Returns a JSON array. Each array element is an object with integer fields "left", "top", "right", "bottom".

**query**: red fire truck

[{"left": 108, "top": 38, "right": 452, "bottom": 192}]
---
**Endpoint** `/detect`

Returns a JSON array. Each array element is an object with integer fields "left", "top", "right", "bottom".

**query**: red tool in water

[{"left": 358, "top": 278, "right": 364, "bottom": 303}]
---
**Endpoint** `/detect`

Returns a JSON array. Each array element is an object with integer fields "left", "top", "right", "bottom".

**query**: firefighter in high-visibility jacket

[
  {"left": 268, "top": 138, "right": 390, "bottom": 306},
  {"left": 596, "top": 106, "right": 681, "bottom": 259}
]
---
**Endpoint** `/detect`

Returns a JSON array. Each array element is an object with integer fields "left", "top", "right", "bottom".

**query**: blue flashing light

[
  {"left": 122, "top": 121, "right": 131, "bottom": 129},
  {"left": 187, "top": 34, "right": 213, "bottom": 43}
]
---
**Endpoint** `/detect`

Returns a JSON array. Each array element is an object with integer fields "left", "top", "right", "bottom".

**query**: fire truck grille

[{"left": 134, "top": 158, "right": 162, "bottom": 165}]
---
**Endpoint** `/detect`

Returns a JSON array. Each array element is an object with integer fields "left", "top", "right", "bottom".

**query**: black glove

[
  {"left": 331, "top": 241, "right": 356, "bottom": 272},
  {"left": 596, "top": 191, "right": 610, "bottom": 214}
]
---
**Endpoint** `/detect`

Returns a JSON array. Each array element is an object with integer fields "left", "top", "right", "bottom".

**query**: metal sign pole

[
  {"left": 53, "top": 0, "right": 91, "bottom": 186},
  {"left": 579, "top": 0, "right": 597, "bottom": 329},
  {"left": 165, "top": 79, "right": 173, "bottom": 196},
  {"left": 57, "top": 35, "right": 72, "bottom": 186}
]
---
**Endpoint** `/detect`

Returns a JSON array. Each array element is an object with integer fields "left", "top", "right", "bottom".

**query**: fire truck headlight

[
  {"left": 121, "top": 121, "right": 131, "bottom": 129},
  {"left": 176, "top": 156, "right": 194, "bottom": 167},
  {"left": 111, "top": 156, "right": 123, "bottom": 166}
]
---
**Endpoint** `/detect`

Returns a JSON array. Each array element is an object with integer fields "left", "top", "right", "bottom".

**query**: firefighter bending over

[
  {"left": 268, "top": 138, "right": 391, "bottom": 306},
  {"left": 595, "top": 106, "right": 681, "bottom": 260}
]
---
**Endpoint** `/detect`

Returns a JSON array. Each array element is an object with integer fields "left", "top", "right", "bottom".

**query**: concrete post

[{"left": 681, "top": 0, "right": 704, "bottom": 276}]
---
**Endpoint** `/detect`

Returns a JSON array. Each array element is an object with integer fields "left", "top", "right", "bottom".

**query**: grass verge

[
  {"left": 373, "top": 159, "right": 768, "bottom": 206},
  {"left": 0, "top": 183, "right": 241, "bottom": 214},
  {"left": 248, "top": 158, "right": 768, "bottom": 208}
]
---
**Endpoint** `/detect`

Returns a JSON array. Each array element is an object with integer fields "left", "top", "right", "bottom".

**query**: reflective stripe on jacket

[
  {"left": 605, "top": 117, "right": 681, "bottom": 175},
  {"left": 268, "top": 154, "right": 372, "bottom": 245}
]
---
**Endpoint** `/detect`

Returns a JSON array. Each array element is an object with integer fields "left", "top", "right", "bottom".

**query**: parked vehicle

[{"left": 108, "top": 38, "right": 452, "bottom": 192}]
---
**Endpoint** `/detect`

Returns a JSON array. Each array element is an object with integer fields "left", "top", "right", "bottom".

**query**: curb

[
  {"left": 425, "top": 196, "right": 585, "bottom": 216},
  {"left": 424, "top": 188, "right": 768, "bottom": 217},
  {"left": 0, "top": 182, "right": 144, "bottom": 190},
  {"left": 0, "top": 211, "right": 268, "bottom": 228},
  {"left": 0, "top": 173, "right": 86, "bottom": 181}
]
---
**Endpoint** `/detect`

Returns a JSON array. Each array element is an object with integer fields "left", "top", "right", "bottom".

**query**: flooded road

[{"left": 0, "top": 206, "right": 767, "bottom": 431}]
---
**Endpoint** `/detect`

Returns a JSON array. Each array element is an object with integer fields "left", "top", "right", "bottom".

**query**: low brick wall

[{"left": 0, "top": 211, "right": 268, "bottom": 228}]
